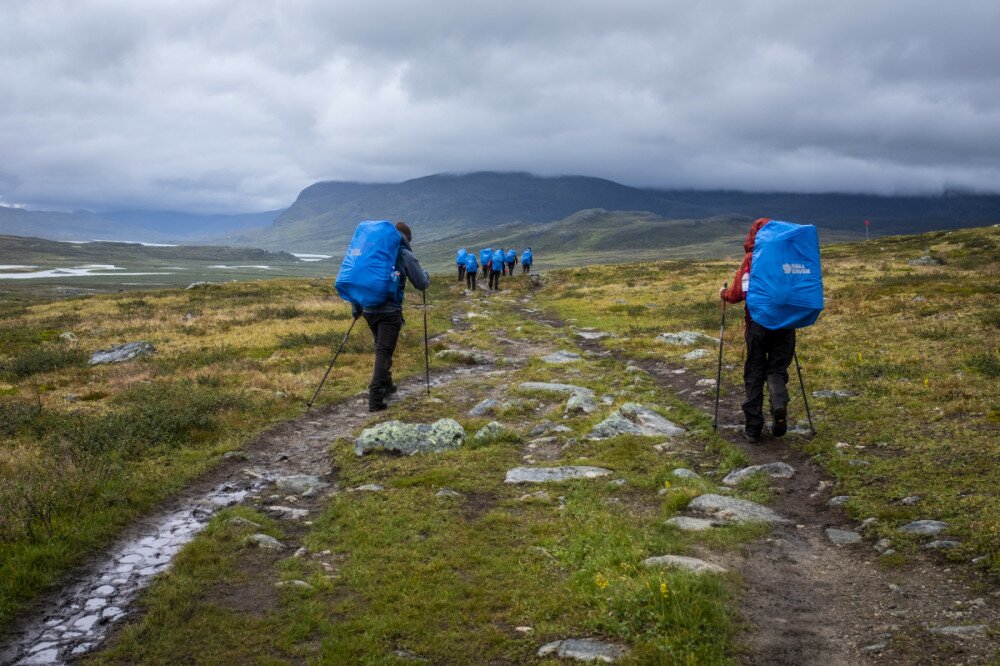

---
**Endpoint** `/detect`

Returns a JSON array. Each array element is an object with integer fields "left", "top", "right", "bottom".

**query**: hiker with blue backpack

[
  {"left": 505, "top": 248, "right": 517, "bottom": 275},
  {"left": 521, "top": 248, "right": 533, "bottom": 273},
  {"left": 333, "top": 220, "right": 430, "bottom": 412},
  {"left": 720, "top": 218, "right": 823, "bottom": 442},
  {"left": 480, "top": 248, "right": 492, "bottom": 279},
  {"left": 456, "top": 248, "right": 468, "bottom": 282},
  {"left": 464, "top": 251, "right": 478, "bottom": 291},
  {"left": 490, "top": 248, "right": 506, "bottom": 290}
]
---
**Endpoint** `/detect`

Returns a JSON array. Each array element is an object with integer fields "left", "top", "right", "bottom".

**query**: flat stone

[
  {"left": 874, "top": 538, "right": 892, "bottom": 553},
  {"left": 185, "top": 281, "right": 212, "bottom": 289},
  {"left": 20, "top": 649, "right": 60, "bottom": 665},
  {"left": 683, "top": 349, "right": 712, "bottom": 361},
  {"left": 227, "top": 516, "right": 262, "bottom": 530},
  {"left": 588, "top": 403, "right": 684, "bottom": 439},
  {"left": 275, "top": 474, "right": 327, "bottom": 494},
  {"left": 102, "top": 606, "right": 124, "bottom": 619},
  {"left": 565, "top": 393, "right": 597, "bottom": 415},
  {"left": 812, "top": 389, "right": 857, "bottom": 399},
  {"left": 435, "top": 489, "right": 462, "bottom": 498},
  {"left": 537, "top": 638, "right": 628, "bottom": 662},
  {"left": 642, "top": 554, "right": 728, "bottom": 574},
  {"left": 354, "top": 418, "right": 466, "bottom": 456},
  {"left": 519, "top": 382, "right": 595, "bottom": 398},
  {"left": 924, "top": 540, "right": 961, "bottom": 550},
  {"left": 900, "top": 495, "right": 921, "bottom": 505},
  {"left": 265, "top": 505, "right": 310, "bottom": 520},
  {"left": 625, "top": 366, "right": 647, "bottom": 375},
  {"left": 695, "top": 378, "right": 717, "bottom": 388},
  {"left": 435, "top": 349, "right": 490, "bottom": 365},
  {"left": 275, "top": 580, "right": 314, "bottom": 590},
  {"left": 656, "top": 331, "right": 719, "bottom": 346},
  {"left": 350, "top": 483, "right": 385, "bottom": 492},
  {"left": 469, "top": 398, "right": 500, "bottom": 417},
  {"left": 542, "top": 350, "right": 582, "bottom": 364},
  {"left": 244, "top": 533, "right": 284, "bottom": 550},
  {"left": 85, "top": 597, "right": 107, "bottom": 610},
  {"left": 828, "top": 495, "right": 851, "bottom": 507},
  {"left": 519, "top": 491, "right": 552, "bottom": 502},
  {"left": 672, "top": 468, "right": 702, "bottom": 480},
  {"left": 665, "top": 516, "right": 726, "bottom": 531},
  {"left": 88, "top": 341, "right": 155, "bottom": 365},
  {"left": 722, "top": 462, "right": 795, "bottom": 485},
  {"left": 927, "top": 624, "right": 988, "bottom": 636},
  {"left": 899, "top": 519, "right": 948, "bottom": 536},
  {"left": 908, "top": 255, "right": 944, "bottom": 266},
  {"left": 576, "top": 331, "right": 610, "bottom": 340},
  {"left": 861, "top": 643, "right": 887, "bottom": 653},
  {"left": 474, "top": 421, "right": 507, "bottom": 442},
  {"left": 687, "top": 494, "right": 788, "bottom": 524},
  {"left": 826, "top": 528, "right": 862, "bottom": 545},
  {"left": 92, "top": 585, "right": 115, "bottom": 596},
  {"left": 73, "top": 613, "right": 100, "bottom": 631},
  {"left": 221, "top": 450, "right": 249, "bottom": 462},
  {"left": 505, "top": 466, "right": 613, "bottom": 484}
]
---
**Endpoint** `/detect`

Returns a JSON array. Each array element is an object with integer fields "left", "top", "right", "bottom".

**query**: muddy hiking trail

[
  {"left": 3, "top": 276, "right": 999, "bottom": 665},
  {"left": 518, "top": 292, "right": 1000, "bottom": 665}
]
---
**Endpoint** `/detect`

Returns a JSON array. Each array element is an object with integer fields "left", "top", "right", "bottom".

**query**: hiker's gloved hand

[
  {"left": 352, "top": 303, "right": 362, "bottom": 319},
  {"left": 719, "top": 287, "right": 726, "bottom": 300}
]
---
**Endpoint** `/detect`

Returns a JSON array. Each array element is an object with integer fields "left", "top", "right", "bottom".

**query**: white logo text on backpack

[{"left": 782, "top": 263, "right": 810, "bottom": 275}]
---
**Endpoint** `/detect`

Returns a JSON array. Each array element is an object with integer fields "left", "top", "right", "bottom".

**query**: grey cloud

[{"left": 1, "top": 0, "right": 998, "bottom": 213}]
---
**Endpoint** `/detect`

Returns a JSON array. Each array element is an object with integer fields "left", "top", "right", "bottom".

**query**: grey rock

[
  {"left": 350, "top": 483, "right": 385, "bottom": 492},
  {"left": 900, "top": 495, "right": 921, "bottom": 506},
  {"left": 860, "top": 643, "right": 887, "bottom": 653},
  {"left": 565, "top": 393, "right": 598, "bottom": 415},
  {"left": 519, "top": 381, "right": 595, "bottom": 397},
  {"left": 722, "top": 462, "right": 795, "bottom": 486},
  {"left": 812, "top": 389, "right": 857, "bottom": 399},
  {"left": 847, "top": 459, "right": 870, "bottom": 467},
  {"left": 625, "top": 366, "right": 647, "bottom": 375},
  {"left": 245, "top": 533, "right": 284, "bottom": 550},
  {"left": 899, "top": 519, "right": 948, "bottom": 536},
  {"left": 695, "top": 378, "right": 717, "bottom": 388},
  {"left": 227, "top": 516, "right": 262, "bottom": 530},
  {"left": 828, "top": 495, "right": 851, "bottom": 507},
  {"left": 683, "top": 349, "right": 712, "bottom": 361},
  {"left": 826, "top": 528, "right": 862, "bottom": 545},
  {"left": 542, "top": 350, "right": 582, "bottom": 364},
  {"left": 576, "top": 331, "right": 610, "bottom": 340},
  {"left": 89, "top": 341, "right": 155, "bottom": 365},
  {"left": 435, "top": 489, "right": 462, "bottom": 498},
  {"left": 924, "top": 540, "right": 961, "bottom": 550},
  {"left": 927, "top": 624, "right": 988, "bottom": 636},
  {"left": 912, "top": 296, "right": 928, "bottom": 302},
  {"left": 519, "top": 490, "right": 552, "bottom": 502},
  {"left": 275, "top": 580, "right": 314, "bottom": 590},
  {"left": 474, "top": 421, "right": 507, "bottom": 442},
  {"left": 881, "top": 549, "right": 897, "bottom": 557},
  {"left": 672, "top": 468, "right": 701, "bottom": 480},
  {"left": 469, "top": 398, "right": 500, "bottom": 417},
  {"left": 588, "top": 403, "right": 685, "bottom": 440},
  {"left": 688, "top": 494, "right": 789, "bottom": 524},
  {"left": 665, "top": 516, "right": 726, "bottom": 531},
  {"left": 185, "top": 281, "right": 212, "bottom": 289},
  {"left": 265, "top": 505, "right": 310, "bottom": 520},
  {"left": 505, "top": 466, "right": 613, "bottom": 484},
  {"left": 275, "top": 474, "right": 327, "bottom": 494},
  {"left": 874, "top": 538, "right": 892, "bottom": 553},
  {"left": 221, "top": 451, "right": 249, "bottom": 462},
  {"left": 59, "top": 331, "right": 78, "bottom": 342},
  {"left": 908, "top": 255, "right": 944, "bottom": 266},
  {"left": 642, "top": 554, "right": 728, "bottom": 574},
  {"left": 354, "top": 418, "right": 466, "bottom": 456},
  {"left": 435, "top": 349, "right": 490, "bottom": 365},
  {"left": 656, "top": 331, "right": 719, "bottom": 346},
  {"left": 530, "top": 420, "right": 556, "bottom": 436},
  {"left": 537, "top": 638, "right": 628, "bottom": 662}
]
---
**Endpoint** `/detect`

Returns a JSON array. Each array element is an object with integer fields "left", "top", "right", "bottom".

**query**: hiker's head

[
  {"left": 395, "top": 221, "right": 412, "bottom": 242},
  {"left": 744, "top": 218, "right": 770, "bottom": 253}
]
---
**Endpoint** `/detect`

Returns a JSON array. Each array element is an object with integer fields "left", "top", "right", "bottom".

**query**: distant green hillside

[{"left": 0, "top": 235, "right": 300, "bottom": 265}]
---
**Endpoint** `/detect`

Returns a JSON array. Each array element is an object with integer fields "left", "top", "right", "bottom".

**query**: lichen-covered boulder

[
  {"left": 435, "top": 349, "right": 490, "bottom": 365},
  {"left": 354, "top": 419, "right": 466, "bottom": 456},
  {"left": 565, "top": 393, "right": 597, "bottom": 415},
  {"left": 588, "top": 403, "right": 685, "bottom": 439},
  {"left": 656, "top": 331, "right": 719, "bottom": 346},
  {"left": 89, "top": 341, "right": 155, "bottom": 365},
  {"left": 474, "top": 421, "right": 508, "bottom": 442}
]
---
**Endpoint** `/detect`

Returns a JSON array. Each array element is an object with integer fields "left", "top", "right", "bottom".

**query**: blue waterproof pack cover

[
  {"left": 522, "top": 249, "right": 533, "bottom": 265},
  {"left": 465, "top": 253, "right": 478, "bottom": 272},
  {"left": 747, "top": 221, "right": 824, "bottom": 330},
  {"left": 456, "top": 248, "right": 468, "bottom": 265},
  {"left": 480, "top": 248, "right": 492, "bottom": 265},
  {"left": 335, "top": 221, "right": 402, "bottom": 309},
  {"left": 492, "top": 250, "right": 506, "bottom": 271},
  {"left": 506, "top": 249, "right": 516, "bottom": 263}
]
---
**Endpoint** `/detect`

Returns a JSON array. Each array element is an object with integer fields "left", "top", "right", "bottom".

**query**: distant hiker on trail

[
  {"left": 464, "top": 252, "right": 478, "bottom": 291},
  {"left": 505, "top": 248, "right": 517, "bottom": 275},
  {"left": 720, "top": 218, "right": 793, "bottom": 442},
  {"left": 456, "top": 248, "right": 468, "bottom": 282},
  {"left": 719, "top": 217, "right": 824, "bottom": 442},
  {"left": 490, "top": 248, "right": 506, "bottom": 290},
  {"left": 521, "top": 248, "right": 533, "bottom": 273},
  {"left": 349, "top": 221, "right": 430, "bottom": 412},
  {"left": 480, "top": 248, "right": 492, "bottom": 278}
]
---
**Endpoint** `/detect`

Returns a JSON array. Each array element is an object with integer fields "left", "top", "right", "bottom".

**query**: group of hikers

[
  {"left": 334, "top": 218, "right": 823, "bottom": 452},
  {"left": 455, "top": 246, "right": 534, "bottom": 291}
]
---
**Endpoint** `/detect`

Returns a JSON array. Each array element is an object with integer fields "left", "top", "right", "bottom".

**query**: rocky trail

[
  {"left": 518, "top": 299, "right": 1000, "bottom": 664},
  {"left": 3, "top": 281, "right": 998, "bottom": 665}
]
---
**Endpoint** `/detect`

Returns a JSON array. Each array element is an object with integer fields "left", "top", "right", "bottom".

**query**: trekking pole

[
  {"left": 305, "top": 316, "right": 359, "bottom": 411},
  {"left": 793, "top": 351, "right": 816, "bottom": 435},
  {"left": 422, "top": 290, "right": 431, "bottom": 395},
  {"left": 713, "top": 283, "right": 728, "bottom": 431}
]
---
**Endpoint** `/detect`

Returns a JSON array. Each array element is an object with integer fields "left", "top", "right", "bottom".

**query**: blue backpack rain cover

[
  {"left": 747, "top": 221, "right": 824, "bottom": 330},
  {"left": 506, "top": 249, "right": 516, "bottom": 263},
  {"left": 335, "top": 221, "right": 402, "bottom": 309},
  {"left": 522, "top": 249, "right": 533, "bottom": 265},
  {"left": 480, "top": 248, "right": 492, "bottom": 265},
  {"left": 456, "top": 248, "right": 468, "bottom": 265},
  {"left": 492, "top": 249, "right": 506, "bottom": 271},
  {"left": 465, "top": 253, "right": 478, "bottom": 272}
]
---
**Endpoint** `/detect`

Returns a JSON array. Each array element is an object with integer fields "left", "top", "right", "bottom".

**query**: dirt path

[{"left": 518, "top": 301, "right": 1000, "bottom": 665}]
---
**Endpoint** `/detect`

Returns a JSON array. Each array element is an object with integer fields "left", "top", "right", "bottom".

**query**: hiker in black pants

[
  {"left": 489, "top": 249, "right": 505, "bottom": 290},
  {"left": 352, "top": 221, "right": 430, "bottom": 412},
  {"left": 721, "top": 218, "right": 794, "bottom": 442},
  {"left": 465, "top": 253, "right": 478, "bottom": 291}
]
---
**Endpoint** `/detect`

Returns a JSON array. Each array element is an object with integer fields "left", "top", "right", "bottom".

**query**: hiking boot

[
  {"left": 743, "top": 429, "right": 762, "bottom": 444},
  {"left": 771, "top": 406, "right": 788, "bottom": 438},
  {"left": 368, "top": 401, "right": 387, "bottom": 412},
  {"left": 386, "top": 383, "right": 398, "bottom": 397}
]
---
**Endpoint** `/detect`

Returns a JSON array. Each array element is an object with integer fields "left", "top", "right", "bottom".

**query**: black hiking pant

[
  {"left": 489, "top": 270, "right": 501, "bottom": 290},
  {"left": 466, "top": 270, "right": 477, "bottom": 290},
  {"left": 522, "top": 264, "right": 531, "bottom": 274},
  {"left": 482, "top": 265, "right": 489, "bottom": 278},
  {"left": 742, "top": 321, "right": 795, "bottom": 437},
  {"left": 458, "top": 265, "right": 466, "bottom": 281},
  {"left": 363, "top": 310, "right": 403, "bottom": 407}
]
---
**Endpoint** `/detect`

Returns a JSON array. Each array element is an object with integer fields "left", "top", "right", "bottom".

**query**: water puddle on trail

[{"left": 2, "top": 483, "right": 261, "bottom": 665}]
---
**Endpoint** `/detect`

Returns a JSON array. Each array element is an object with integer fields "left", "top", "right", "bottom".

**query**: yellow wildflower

[
  {"left": 594, "top": 572, "right": 609, "bottom": 590},
  {"left": 659, "top": 581, "right": 669, "bottom": 598}
]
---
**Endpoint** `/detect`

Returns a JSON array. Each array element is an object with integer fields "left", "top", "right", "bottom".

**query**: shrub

[
  {"left": 965, "top": 351, "right": 1000, "bottom": 378},
  {"left": 255, "top": 305, "right": 303, "bottom": 320},
  {"left": 2, "top": 345, "right": 87, "bottom": 380}
]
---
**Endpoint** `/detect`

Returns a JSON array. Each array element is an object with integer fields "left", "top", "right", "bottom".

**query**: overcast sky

[{"left": 2, "top": 0, "right": 999, "bottom": 214}]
